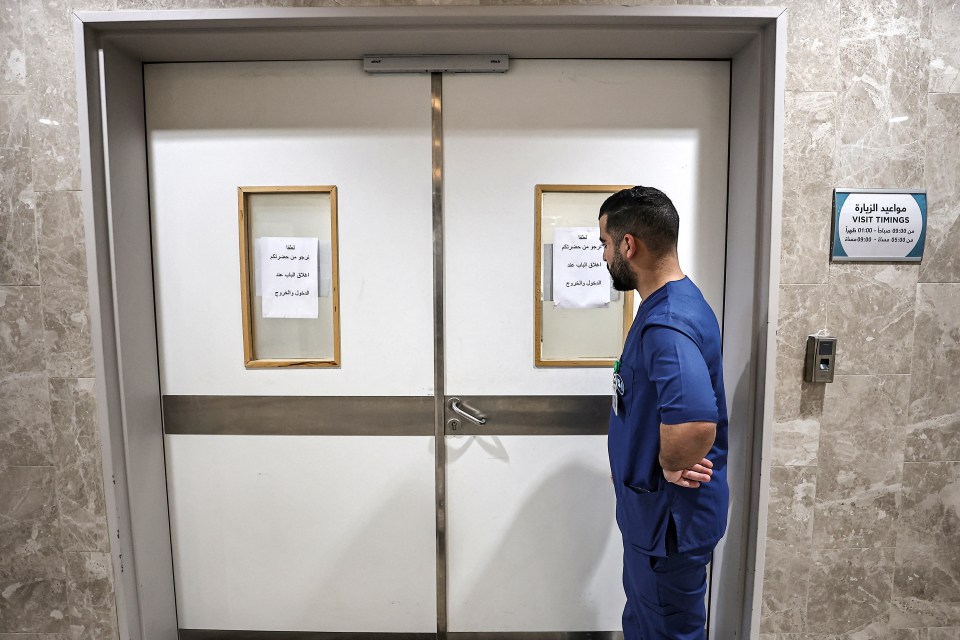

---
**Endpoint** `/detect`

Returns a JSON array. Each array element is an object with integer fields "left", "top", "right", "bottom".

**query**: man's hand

[{"left": 663, "top": 457, "right": 713, "bottom": 489}]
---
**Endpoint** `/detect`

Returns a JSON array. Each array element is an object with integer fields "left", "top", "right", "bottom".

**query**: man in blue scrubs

[{"left": 599, "top": 187, "right": 728, "bottom": 640}]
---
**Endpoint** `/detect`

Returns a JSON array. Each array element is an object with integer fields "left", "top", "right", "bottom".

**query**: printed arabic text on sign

[
  {"left": 552, "top": 226, "right": 611, "bottom": 309},
  {"left": 260, "top": 237, "right": 320, "bottom": 318}
]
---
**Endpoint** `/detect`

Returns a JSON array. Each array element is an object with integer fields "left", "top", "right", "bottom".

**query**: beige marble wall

[
  {"left": 1, "top": 0, "right": 959, "bottom": 638},
  {"left": 758, "top": 0, "right": 960, "bottom": 638},
  {"left": 1, "top": 0, "right": 115, "bottom": 636}
]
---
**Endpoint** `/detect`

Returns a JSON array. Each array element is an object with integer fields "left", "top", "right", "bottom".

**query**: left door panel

[{"left": 145, "top": 62, "right": 436, "bottom": 632}]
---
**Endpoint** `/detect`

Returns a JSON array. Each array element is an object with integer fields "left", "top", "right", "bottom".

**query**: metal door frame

[{"left": 74, "top": 8, "right": 785, "bottom": 639}]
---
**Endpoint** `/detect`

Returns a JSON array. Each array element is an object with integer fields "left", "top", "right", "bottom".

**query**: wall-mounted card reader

[{"left": 804, "top": 335, "right": 837, "bottom": 383}]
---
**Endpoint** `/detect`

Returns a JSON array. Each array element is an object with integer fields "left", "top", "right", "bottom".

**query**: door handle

[{"left": 448, "top": 398, "right": 487, "bottom": 426}]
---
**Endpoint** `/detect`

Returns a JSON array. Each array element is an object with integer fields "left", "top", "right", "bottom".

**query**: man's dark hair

[{"left": 599, "top": 186, "right": 679, "bottom": 258}]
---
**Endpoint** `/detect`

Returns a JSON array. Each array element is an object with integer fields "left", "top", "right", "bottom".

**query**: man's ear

[
  {"left": 624, "top": 233, "right": 651, "bottom": 262},
  {"left": 623, "top": 233, "right": 640, "bottom": 260}
]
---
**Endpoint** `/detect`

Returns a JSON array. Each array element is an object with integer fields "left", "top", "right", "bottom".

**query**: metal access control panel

[{"left": 804, "top": 335, "right": 837, "bottom": 383}]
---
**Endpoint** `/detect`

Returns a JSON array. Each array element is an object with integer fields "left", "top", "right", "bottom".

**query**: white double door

[{"left": 146, "top": 58, "right": 729, "bottom": 633}]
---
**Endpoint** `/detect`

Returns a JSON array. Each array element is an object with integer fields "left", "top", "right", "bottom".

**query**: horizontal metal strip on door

[
  {"left": 444, "top": 395, "right": 610, "bottom": 436},
  {"left": 162, "top": 396, "right": 434, "bottom": 436},
  {"left": 179, "top": 632, "right": 623, "bottom": 640}
]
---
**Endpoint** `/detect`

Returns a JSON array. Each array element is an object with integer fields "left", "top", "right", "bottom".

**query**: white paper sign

[
  {"left": 260, "top": 237, "right": 319, "bottom": 319},
  {"left": 552, "top": 226, "right": 611, "bottom": 309}
]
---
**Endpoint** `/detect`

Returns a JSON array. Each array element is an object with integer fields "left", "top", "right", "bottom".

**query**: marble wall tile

[
  {"left": 0, "top": 94, "right": 38, "bottom": 287},
  {"left": 926, "top": 629, "right": 960, "bottom": 640},
  {"left": 0, "top": 635, "right": 66, "bottom": 640},
  {"left": 676, "top": 0, "right": 840, "bottom": 92},
  {"left": 0, "top": 95, "right": 30, "bottom": 149},
  {"left": 219, "top": 0, "right": 276, "bottom": 6},
  {"left": 783, "top": 0, "right": 840, "bottom": 93},
  {"left": 0, "top": 579, "right": 67, "bottom": 633},
  {"left": 0, "top": 286, "right": 44, "bottom": 375},
  {"left": 851, "top": 621, "right": 922, "bottom": 638},
  {"left": 780, "top": 91, "right": 837, "bottom": 285},
  {"left": 40, "top": 286, "right": 93, "bottom": 379},
  {"left": 558, "top": 0, "right": 675, "bottom": 5},
  {"left": 478, "top": 0, "right": 560, "bottom": 6},
  {"left": 0, "top": 467, "right": 64, "bottom": 582},
  {"left": 234, "top": 0, "right": 355, "bottom": 8},
  {"left": 771, "top": 418, "right": 821, "bottom": 467},
  {"left": 888, "top": 631, "right": 923, "bottom": 640},
  {"left": 837, "top": 0, "right": 930, "bottom": 188},
  {"left": 24, "top": 119, "right": 80, "bottom": 194},
  {"left": 50, "top": 378, "right": 108, "bottom": 553},
  {"left": 929, "top": 0, "right": 960, "bottom": 93},
  {"left": 839, "top": 0, "right": 930, "bottom": 87},
  {"left": 905, "top": 284, "right": 960, "bottom": 462},
  {"left": 286, "top": 0, "right": 383, "bottom": 6},
  {"left": 837, "top": 1, "right": 928, "bottom": 183},
  {"left": 920, "top": 94, "right": 960, "bottom": 283},
  {"left": 892, "top": 462, "right": 960, "bottom": 628},
  {"left": 0, "top": 0, "right": 26, "bottom": 94},
  {"left": 813, "top": 375, "right": 909, "bottom": 549},
  {"left": 0, "top": 372, "right": 53, "bottom": 467},
  {"left": 37, "top": 192, "right": 86, "bottom": 290},
  {"left": 761, "top": 538, "right": 814, "bottom": 634},
  {"left": 806, "top": 548, "right": 895, "bottom": 634},
  {"left": 20, "top": 0, "right": 112, "bottom": 192},
  {"left": 761, "top": 466, "right": 817, "bottom": 634},
  {"left": 115, "top": 0, "right": 252, "bottom": 7},
  {"left": 208, "top": 0, "right": 276, "bottom": 6},
  {"left": 767, "top": 466, "right": 818, "bottom": 548},
  {"left": 380, "top": 0, "right": 482, "bottom": 6},
  {"left": 775, "top": 285, "right": 829, "bottom": 421},
  {"left": 825, "top": 263, "right": 918, "bottom": 375},
  {"left": 836, "top": 79, "right": 927, "bottom": 188},
  {"left": 0, "top": 144, "right": 38, "bottom": 287},
  {"left": 65, "top": 552, "right": 117, "bottom": 640}
]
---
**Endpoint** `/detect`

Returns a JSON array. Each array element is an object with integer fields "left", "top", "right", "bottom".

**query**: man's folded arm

[{"left": 658, "top": 421, "right": 716, "bottom": 472}]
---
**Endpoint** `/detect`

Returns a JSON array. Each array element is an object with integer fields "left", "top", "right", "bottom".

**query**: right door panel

[{"left": 443, "top": 59, "right": 731, "bottom": 632}]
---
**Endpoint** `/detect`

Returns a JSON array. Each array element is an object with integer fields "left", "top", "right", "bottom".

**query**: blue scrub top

[{"left": 609, "top": 277, "right": 729, "bottom": 557}]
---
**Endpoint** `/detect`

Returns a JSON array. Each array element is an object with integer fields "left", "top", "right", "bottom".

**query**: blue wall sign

[{"left": 832, "top": 189, "right": 927, "bottom": 262}]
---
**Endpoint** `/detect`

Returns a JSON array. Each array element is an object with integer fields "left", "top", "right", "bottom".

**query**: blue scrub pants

[{"left": 621, "top": 528, "right": 712, "bottom": 640}]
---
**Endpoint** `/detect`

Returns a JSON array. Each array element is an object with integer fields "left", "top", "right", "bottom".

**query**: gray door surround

[{"left": 73, "top": 7, "right": 786, "bottom": 640}]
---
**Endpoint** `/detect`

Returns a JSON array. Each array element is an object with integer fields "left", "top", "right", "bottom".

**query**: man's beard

[{"left": 608, "top": 248, "right": 637, "bottom": 292}]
